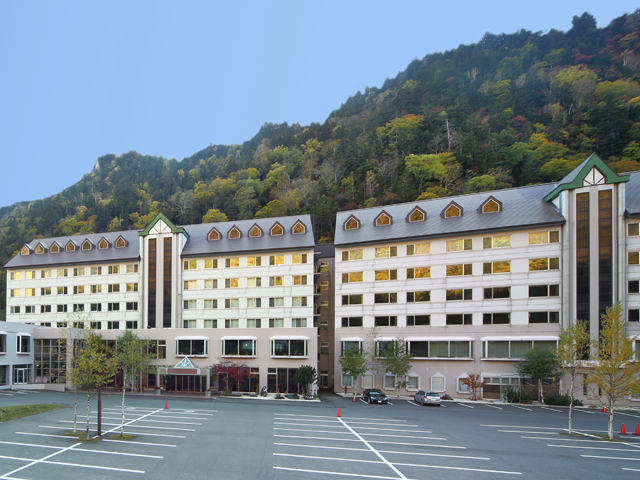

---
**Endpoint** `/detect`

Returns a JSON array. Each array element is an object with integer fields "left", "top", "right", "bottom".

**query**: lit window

[
  {"left": 269, "top": 276, "right": 284, "bottom": 286},
  {"left": 35, "top": 244, "right": 45, "bottom": 254},
  {"left": 446, "top": 264, "right": 472, "bottom": 276},
  {"left": 225, "top": 278, "right": 239, "bottom": 288},
  {"left": 115, "top": 236, "right": 126, "bottom": 248},
  {"left": 184, "top": 260, "right": 197, "bottom": 270},
  {"left": 446, "top": 239, "right": 472, "bottom": 252},
  {"left": 407, "top": 267, "right": 430, "bottom": 279},
  {"left": 375, "top": 246, "right": 397, "bottom": 258},
  {"left": 73, "top": 286, "right": 85, "bottom": 294},
  {"left": 342, "top": 294, "right": 363, "bottom": 305},
  {"left": 482, "top": 199, "right": 500, "bottom": 213},
  {"left": 247, "top": 277, "right": 261, "bottom": 287},
  {"left": 126, "top": 283, "right": 138, "bottom": 292},
  {"left": 126, "top": 264, "right": 138, "bottom": 273},
  {"left": 292, "top": 221, "right": 306, "bottom": 234},
  {"left": 630, "top": 252, "right": 639, "bottom": 265},
  {"left": 529, "top": 258, "right": 560, "bottom": 271},
  {"left": 629, "top": 223, "right": 639, "bottom": 236},
  {"left": 407, "top": 291, "right": 430, "bottom": 302},
  {"left": 108, "top": 265, "right": 120, "bottom": 274},
  {"left": 320, "top": 281, "right": 329, "bottom": 291},
  {"left": 249, "top": 225, "right": 262, "bottom": 237},
  {"left": 99, "top": 238, "right": 109, "bottom": 249},
  {"left": 269, "top": 255, "right": 284, "bottom": 265},
  {"left": 228, "top": 227, "right": 241, "bottom": 239},
  {"left": 292, "top": 254, "right": 307, "bottom": 264},
  {"left": 226, "top": 258, "right": 240, "bottom": 268},
  {"left": 270, "top": 223, "right": 284, "bottom": 236},
  {"left": 483, "top": 235, "right": 511, "bottom": 249},
  {"left": 408, "top": 207, "right": 425, "bottom": 222},
  {"left": 375, "top": 212, "right": 391, "bottom": 226},
  {"left": 184, "top": 280, "right": 197, "bottom": 290},
  {"left": 51, "top": 243, "right": 60, "bottom": 253},
  {"left": 25, "top": 288, "right": 34, "bottom": 296},
  {"left": 342, "top": 272, "right": 363, "bottom": 283},
  {"left": 444, "top": 203, "right": 461, "bottom": 217},
  {"left": 375, "top": 269, "right": 397, "bottom": 281},
  {"left": 247, "top": 256, "right": 261, "bottom": 267},
  {"left": 66, "top": 241, "right": 77, "bottom": 252},
  {"left": 293, "top": 275, "right": 307, "bottom": 285},
  {"left": 208, "top": 228, "right": 221, "bottom": 241},
  {"left": 205, "top": 259, "right": 218, "bottom": 268},
  {"left": 345, "top": 216, "right": 360, "bottom": 230},
  {"left": 407, "top": 243, "right": 430, "bottom": 255},
  {"left": 529, "top": 231, "right": 560, "bottom": 244},
  {"left": 483, "top": 261, "right": 511, "bottom": 274},
  {"left": 82, "top": 240, "right": 93, "bottom": 250},
  {"left": 342, "top": 249, "right": 363, "bottom": 261},
  {"left": 20, "top": 245, "right": 30, "bottom": 255}
]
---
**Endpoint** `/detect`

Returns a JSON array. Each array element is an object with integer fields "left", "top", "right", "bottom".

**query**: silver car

[{"left": 414, "top": 390, "right": 442, "bottom": 406}]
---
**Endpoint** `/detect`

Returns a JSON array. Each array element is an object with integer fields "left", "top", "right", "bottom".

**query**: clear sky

[{"left": 0, "top": 1, "right": 637, "bottom": 208}]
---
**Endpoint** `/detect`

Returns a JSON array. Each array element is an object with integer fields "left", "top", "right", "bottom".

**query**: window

[
  {"left": 375, "top": 269, "right": 397, "bottom": 281},
  {"left": 320, "top": 281, "right": 329, "bottom": 291},
  {"left": 115, "top": 237, "right": 126, "bottom": 248},
  {"left": 269, "top": 276, "right": 284, "bottom": 286},
  {"left": 16, "top": 335, "right": 30, "bottom": 353},
  {"left": 108, "top": 321, "right": 120, "bottom": 330},
  {"left": 25, "top": 270, "right": 36, "bottom": 279},
  {"left": 408, "top": 207, "right": 425, "bottom": 222},
  {"left": 176, "top": 339, "right": 208, "bottom": 356},
  {"left": 66, "top": 241, "right": 77, "bottom": 252},
  {"left": 292, "top": 318, "right": 307, "bottom": 327},
  {"left": 630, "top": 281, "right": 639, "bottom": 294},
  {"left": 446, "top": 264, "right": 472, "bottom": 276},
  {"left": 270, "top": 223, "right": 284, "bottom": 236},
  {"left": 247, "top": 319, "right": 261, "bottom": 328},
  {"left": 375, "top": 246, "right": 397, "bottom": 258},
  {"left": 249, "top": 225, "right": 262, "bottom": 237},
  {"left": 529, "top": 231, "right": 560, "bottom": 245},
  {"left": 483, "top": 313, "right": 510, "bottom": 325},
  {"left": 292, "top": 221, "right": 306, "bottom": 234},
  {"left": 342, "top": 317, "right": 363, "bottom": 327},
  {"left": 529, "top": 312, "right": 560, "bottom": 324},
  {"left": 446, "top": 314, "right": 472, "bottom": 325},
  {"left": 108, "top": 284, "right": 120, "bottom": 293},
  {"left": 226, "top": 258, "right": 240, "bottom": 268},
  {"left": 529, "top": 285, "right": 560, "bottom": 297},
  {"left": 484, "top": 287, "right": 511, "bottom": 299},
  {"left": 99, "top": 238, "right": 109, "bottom": 249},
  {"left": 342, "top": 294, "right": 363, "bottom": 305},
  {"left": 204, "top": 299, "right": 218, "bottom": 309},
  {"left": 407, "top": 243, "right": 430, "bottom": 255},
  {"left": 108, "top": 303, "right": 120, "bottom": 311},
  {"left": 247, "top": 298, "right": 262, "bottom": 308},
  {"left": 269, "top": 297, "right": 284, "bottom": 307},
  {"left": 73, "top": 303, "right": 84, "bottom": 312},
  {"left": 320, "top": 262, "right": 329, "bottom": 272},
  {"left": 345, "top": 216, "right": 360, "bottom": 230},
  {"left": 272, "top": 339, "right": 308, "bottom": 357},
  {"left": 10, "top": 289, "right": 20, "bottom": 297},
  {"left": 375, "top": 316, "right": 397, "bottom": 327},
  {"left": 483, "top": 261, "right": 511, "bottom": 274},
  {"left": 384, "top": 375, "right": 396, "bottom": 389},
  {"left": 376, "top": 341, "right": 397, "bottom": 356},
  {"left": 431, "top": 374, "right": 446, "bottom": 392},
  {"left": 269, "top": 255, "right": 284, "bottom": 265},
  {"left": 341, "top": 374, "right": 353, "bottom": 387},
  {"left": 320, "top": 342, "right": 329, "bottom": 354},
  {"left": 319, "top": 320, "right": 328, "bottom": 330},
  {"left": 208, "top": 228, "right": 221, "bottom": 241},
  {"left": 630, "top": 252, "right": 640, "bottom": 265},
  {"left": 10, "top": 306, "right": 20, "bottom": 314},
  {"left": 41, "top": 305, "right": 51, "bottom": 313},
  {"left": 57, "top": 268, "right": 68, "bottom": 277},
  {"left": 375, "top": 212, "right": 391, "bottom": 226},
  {"left": 126, "top": 321, "right": 138, "bottom": 329},
  {"left": 91, "top": 303, "right": 102, "bottom": 312},
  {"left": 269, "top": 318, "right": 284, "bottom": 328},
  {"left": 407, "top": 291, "right": 430, "bottom": 302},
  {"left": 228, "top": 227, "right": 241, "bottom": 239},
  {"left": 204, "top": 319, "right": 217, "bottom": 329},
  {"left": 126, "top": 264, "right": 138, "bottom": 273},
  {"left": 91, "top": 285, "right": 101, "bottom": 293},
  {"left": 41, "top": 269, "right": 52, "bottom": 278},
  {"left": 342, "top": 249, "right": 363, "bottom": 261},
  {"left": 57, "top": 305, "right": 68, "bottom": 313},
  {"left": 57, "top": 287, "right": 67, "bottom": 295},
  {"left": 375, "top": 293, "right": 397, "bottom": 304},
  {"left": 292, "top": 275, "right": 307, "bottom": 285},
  {"left": 223, "top": 339, "right": 256, "bottom": 356},
  {"left": 407, "top": 267, "right": 430, "bottom": 279},
  {"left": 529, "top": 258, "right": 560, "bottom": 271},
  {"left": 205, "top": 259, "right": 218, "bottom": 268},
  {"left": 482, "top": 199, "right": 500, "bottom": 213},
  {"left": 225, "top": 319, "right": 239, "bottom": 328},
  {"left": 184, "top": 260, "right": 197, "bottom": 270},
  {"left": 225, "top": 278, "right": 240, "bottom": 288},
  {"left": 247, "top": 256, "right": 262, "bottom": 267},
  {"left": 629, "top": 223, "right": 639, "bottom": 236},
  {"left": 25, "top": 305, "right": 36, "bottom": 314},
  {"left": 204, "top": 279, "right": 217, "bottom": 289},
  {"left": 126, "top": 302, "right": 138, "bottom": 311},
  {"left": 446, "top": 289, "right": 472, "bottom": 301},
  {"left": 0, "top": 334, "right": 5, "bottom": 353},
  {"left": 342, "top": 272, "right": 363, "bottom": 283},
  {"left": 41, "top": 287, "right": 51, "bottom": 296},
  {"left": 108, "top": 265, "right": 120, "bottom": 274},
  {"left": 91, "top": 266, "right": 102, "bottom": 275},
  {"left": 73, "top": 286, "right": 85, "bottom": 294},
  {"left": 444, "top": 204, "right": 461, "bottom": 218},
  {"left": 126, "top": 283, "right": 138, "bottom": 292},
  {"left": 10, "top": 271, "right": 21, "bottom": 280},
  {"left": 292, "top": 297, "right": 307, "bottom": 307},
  {"left": 407, "top": 315, "right": 430, "bottom": 326},
  {"left": 446, "top": 239, "right": 472, "bottom": 251},
  {"left": 225, "top": 299, "right": 239, "bottom": 308},
  {"left": 25, "top": 288, "right": 35, "bottom": 297},
  {"left": 292, "top": 254, "right": 307, "bottom": 264},
  {"left": 484, "top": 340, "right": 556, "bottom": 359},
  {"left": 483, "top": 235, "right": 511, "bottom": 249}
]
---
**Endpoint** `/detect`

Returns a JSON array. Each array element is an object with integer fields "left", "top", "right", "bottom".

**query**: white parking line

[
  {"left": 274, "top": 435, "right": 465, "bottom": 449},
  {"left": 482, "top": 424, "right": 561, "bottom": 429},
  {"left": 581, "top": 454, "right": 640, "bottom": 461},
  {"left": 273, "top": 428, "right": 439, "bottom": 440},
  {"left": 273, "top": 467, "right": 402, "bottom": 479},
  {"left": 58, "top": 420, "right": 195, "bottom": 431},
  {"left": 275, "top": 443, "right": 369, "bottom": 453},
  {"left": 511, "top": 405, "right": 532, "bottom": 411},
  {"left": 36, "top": 426, "right": 187, "bottom": 438},
  {"left": 0, "top": 441, "right": 60, "bottom": 450},
  {"left": 484, "top": 404, "right": 503, "bottom": 410},
  {"left": 275, "top": 453, "right": 383, "bottom": 465},
  {"left": 391, "top": 462, "right": 521, "bottom": 475},
  {"left": 102, "top": 439, "right": 176, "bottom": 448},
  {"left": 275, "top": 414, "right": 406, "bottom": 422},
  {"left": 499, "top": 430, "right": 559, "bottom": 434},
  {"left": 548, "top": 444, "right": 640, "bottom": 453},
  {"left": 0, "top": 455, "right": 145, "bottom": 475},
  {"left": 617, "top": 412, "right": 640, "bottom": 420},
  {"left": 406, "top": 401, "right": 421, "bottom": 407},
  {"left": 458, "top": 403, "right": 474, "bottom": 409},
  {"left": 541, "top": 407, "right": 562, "bottom": 413},
  {"left": 575, "top": 409, "right": 596, "bottom": 414}
]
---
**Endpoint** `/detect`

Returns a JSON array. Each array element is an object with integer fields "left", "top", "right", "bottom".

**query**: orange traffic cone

[
  {"left": 337, "top": 408, "right": 341, "bottom": 418},
  {"left": 634, "top": 424, "right": 640, "bottom": 436},
  {"left": 353, "top": 393, "right": 356, "bottom": 402},
  {"left": 165, "top": 401, "right": 168, "bottom": 409},
  {"left": 603, "top": 406, "right": 607, "bottom": 413},
  {"left": 621, "top": 423, "right": 627, "bottom": 435}
]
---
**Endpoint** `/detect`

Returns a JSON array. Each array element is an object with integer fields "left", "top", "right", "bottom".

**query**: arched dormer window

[
  {"left": 480, "top": 197, "right": 502, "bottom": 214},
  {"left": 82, "top": 239, "right": 93, "bottom": 251},
  {"left": 35, "top": 243, "right": 46, "bottom": 254},
  {"left": 207, "top": 227, "right": 221, "bottom": 241},
  {"left": 442, "top": 202, "right": 462, "bottom": 218},
  {"left": 374, "top": 211, "right": 392, "bottom": 226},
  {"left": 249, "top": 224, "right": 263, "bottom": 238},
  {"left": 344, "top": 215, "right": 360, "bottom": 230},
  {"left": 408, "top": 207, "right": 426, "bottom": 223},
  {"left": 65, "top": 240, "right": 77, "bottom": 252},
  {"left": 98, "top": 238, "right": 109, "bottom": 249},
  {"left": 20, "top": 245, "right": 31, "bottom": 256},
  {"left": 228, "top": 226, "right": 242, "bottom": 239},
  {"left": 291, "top": 220, "right": 306, "bottom": 234},
  {"left": 50, "top": 242, "right": 61, "bottom": 253},
  {"left": 270, "top": 222, "right": 284, "bottom": 236}
]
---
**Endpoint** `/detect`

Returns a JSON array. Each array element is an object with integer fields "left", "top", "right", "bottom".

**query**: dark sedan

[{"left": 362, "top": 388, "right": 388, "bottom": 404}]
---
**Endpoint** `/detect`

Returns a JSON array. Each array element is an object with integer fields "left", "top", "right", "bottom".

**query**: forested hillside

[{"left": 2, "top": 10, "right": 640, "bottom": 316}]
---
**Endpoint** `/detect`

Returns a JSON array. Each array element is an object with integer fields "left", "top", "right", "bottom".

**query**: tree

[
  {"left": 556, "top": 321, "right": 590, "bottom": 434},
  {"left": 364, "top": 326, "right": 384, "bottom": 388},
  {"left": 516, "top": 347, "right": 561, "bottom": 403},
  {"left": 292, "top": 365, "right": 317, "bottom": 397},
  {"left": 212, "top": 360, "right": 249, "bottom": 394},
  {"left": 381, "top": 339, "right": 413, "bottom": 396},
  {"left": 202, "top": 208, "right": 228, "bottom": 223},
  {"left": 588, "top": 303, "right": 640, "bottom": 440},
  {"left": 461, "top": 374, "right": 487, "bottom": 401},
  {"left": 72, "top": 332, "right": 118, "bottom": 439},
  {"left": 339, "top": 345, "right": 368, "bottom": 395},
  {"left": 115, "top": 331, "right": 156, "bottom": 437}
]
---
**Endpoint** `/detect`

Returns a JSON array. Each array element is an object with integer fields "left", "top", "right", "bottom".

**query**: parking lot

[{"left": 1, "top": 392, "right": 640, "bottom": 479}]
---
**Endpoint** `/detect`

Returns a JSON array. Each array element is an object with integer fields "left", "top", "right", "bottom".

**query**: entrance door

[{"left": 15, "top": 368, "right": 28, "bottom": 384}]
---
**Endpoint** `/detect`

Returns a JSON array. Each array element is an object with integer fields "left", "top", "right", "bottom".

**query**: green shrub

[
  {"left": 503, "top": 386, "right": 533, "bottom": 403},
  {"left": 544, "top": 393, "right": 583, "bottom": 406}
]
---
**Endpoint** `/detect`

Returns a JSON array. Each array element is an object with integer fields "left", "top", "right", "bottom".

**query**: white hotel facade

[{"left": 3, "top": 154, "right": 640, "bottom": 401}]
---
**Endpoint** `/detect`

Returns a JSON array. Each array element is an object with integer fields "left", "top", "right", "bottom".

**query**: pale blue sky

[{"left": 0, "top": 1, "right": 637, "bottom": 208}]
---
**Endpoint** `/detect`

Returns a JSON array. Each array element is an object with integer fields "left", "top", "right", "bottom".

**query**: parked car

[
  {"left": 414, "top": 390, "right": 442, "bottom": 406},
  {"left": 362, "top": 388, "right": 388, "bottom": 404}
]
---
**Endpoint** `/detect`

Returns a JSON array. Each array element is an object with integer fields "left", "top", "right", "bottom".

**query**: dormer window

[
  {"left": 65, "top": 241, "right": 77, "bottom": 252},
  {"left": 50, "top": 242, "right": 61, "bottom": 253},
  {"left": 344, "top": 215, "right": 360, "bottom": 230},
  {"left": 35, "top": 243, "right": 46, "bottom": 254},
  {"left": 249, "top": 224, "right": 263, "bottom": 238},
  {"left": 408, "top": 207, "right": 426, "bottom": 222},
  {"left": 228, "top": 226, "right": 242, "bottom": 239},
  {"left": 98, "top": 238, "right": 109, "bottom": 249},
  {"left": 207, "top": 227, "right": 221, "bottom": 241},
  {"left": 82, "top": 239, "right": 93, "bottom": 251},
  {"left": 480, "top": 197, "right": 501, "bottom": 214},
  {"left": 291, "top": 221, "right": 306, "bottom": 234},
  {"left": 270, "top": 223, "right": 284, "bottom": 236},
  {"left": 20, "top": 245, "right": 31, "bottom": 256},
  {"left": 375, "top": 211, "right": 392, "bottom": 226},
  {"left": 443, "top": 202, "right": 462, "bottom": 218},
  {"left": 115, "top": 236, "right": 126, "bottom": 248}
]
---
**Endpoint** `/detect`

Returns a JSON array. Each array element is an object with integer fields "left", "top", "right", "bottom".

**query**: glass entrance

[{"left": 15, "top": 368, "right": 28, "bottom": 384}]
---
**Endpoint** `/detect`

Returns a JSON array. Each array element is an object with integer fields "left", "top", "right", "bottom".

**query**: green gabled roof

[
  {"left": 544, "top": 153, "right": 630, "bottom": 202},
  {"left": 139, "top": 212, "right": 189, "bottom": 237}
]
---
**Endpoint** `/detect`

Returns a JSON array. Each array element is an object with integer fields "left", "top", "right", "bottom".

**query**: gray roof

[
  {"left": 180, "top": 215, "right": 315, "bottom": 257},
  {"left": 334, "top": 183, "right": 564, "bottom": 247},
  {"left": 626, "top": 171, "right": 640, "bottom": 217},
  {"left": 5, "top": 230, "right": 140, "bottom": 269},
  {"left": 315, "top": 243, "right": 335, "bottom": 258}
]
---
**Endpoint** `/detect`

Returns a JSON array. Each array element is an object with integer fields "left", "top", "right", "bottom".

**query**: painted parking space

[{"left": 272, "top": 412, "right": 522, "bottom": 479}]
